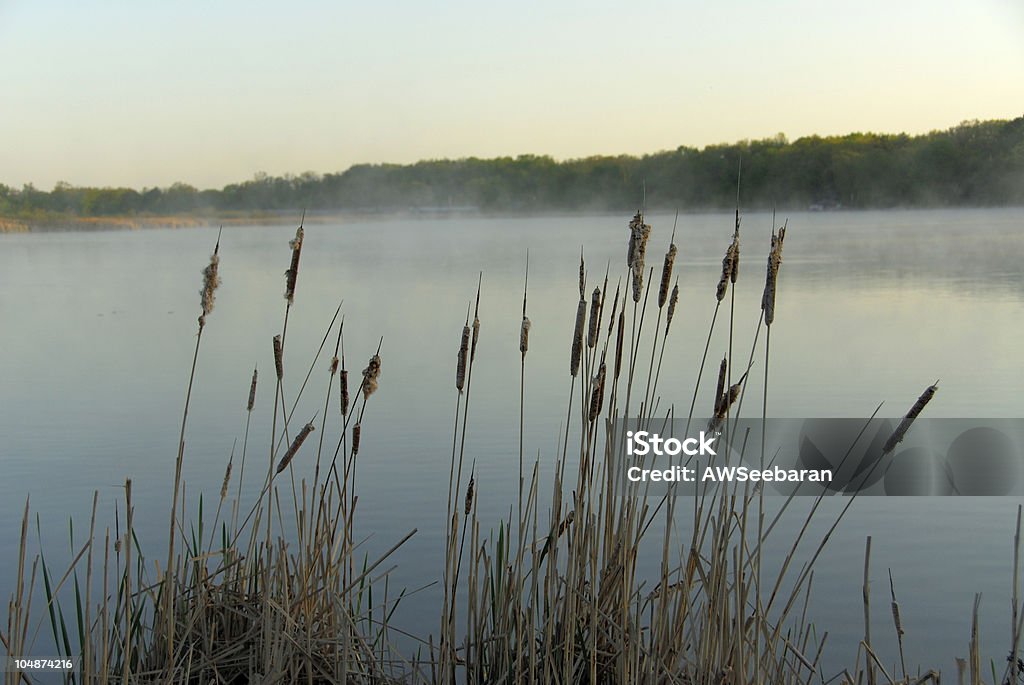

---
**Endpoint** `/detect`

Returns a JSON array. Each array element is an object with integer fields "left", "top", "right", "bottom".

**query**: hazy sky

[{"left": 1, "top": 0, "right": 1022, "bottom": 189}]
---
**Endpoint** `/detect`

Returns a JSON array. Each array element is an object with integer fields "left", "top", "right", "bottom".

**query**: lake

[{"left": 2, "top": 207, "right": 1023, "bottom": 675}]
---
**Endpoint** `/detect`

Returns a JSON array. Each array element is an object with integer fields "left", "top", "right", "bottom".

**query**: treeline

[{"left": 3, "top": 118, "right": 1023, "bottom": 218}]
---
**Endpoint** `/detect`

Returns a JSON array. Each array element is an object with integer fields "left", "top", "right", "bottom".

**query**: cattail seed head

[
  {"left": 578, "top": 252, "right": 585, "bottom": 299},
  {"left": 456, "top": 324, "right": 470, "bottom": 393},
  {"left": 614, "top": 311, "right": 625, "bottom": 380},
  {"left": 713, "top": 357, "right": 728, "bottom": 416},
  {"left": 340, "top": 369, "right": 350, "bottom": 416},
  {"left": 570, "top": 298, "right": 586, "bottom": 377},
  {"left": 220, "top": 460, "right": 232, "bottom": 500},
  {"left": 730, "top": 231, "right": 740, "bottom": 284},
  {"left": 628, "top": 213, "right": 652, "bottom": 303},
  {"left": 362, "top": 354, "right": 382, "bottom": 399},
  {"left": 276, "top": 422, "right": 315, "bottom": 474},
  {"left": 199, "top": 248, "right": 221, "bottom": 324},
  {"left": 284, "top": 226, "right": 304, "bottom": 304},
  {"left": 587, "top": 287, "right": 602, "bottom": 349},
  {"left": 471, "top": 316, "right": 480, "bottom": 362},
  {"left": 520, "top": 316, "right": 531, "bottom": 357},
  {"left": 716, "top": 238, "right": 738, "bottom": 302},
  {"left": 658, "top": 243, "right": 677, "bottom": 309},
  {"left": 352, "top": 422, "right": 361, "bottom": 456},
  {"left": 464, "top": 476, "right": 475, "bottom": 516},
  {"left": 882, "top": 382, "right": 939, "bottom": 454},
  {"left": 589, "top": 362, "right": 607, "bottom": 422},
  {"left": 247, "top": 366, "right": 258, "bottom": 412},
  {"left": 273, "top": 335, "right": 284, "bottom": 381},
  {"left": 761, "top": 225, "right": 786, "bottom": 325},
  {"left": 606, "top": 284, "right": 620, "bottom": 338},
  {"left": 666, "top": 281, "right": 680, "bottom": 333},
  {"left": 329, "top": 356, "right": 339, "bottom": 376},
  {"left": 891, "top": 601, "right": 904, "bottom": 636}
]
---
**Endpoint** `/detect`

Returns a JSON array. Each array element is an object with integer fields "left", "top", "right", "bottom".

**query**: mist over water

[{"left": 1, "top": 207, "right": 1022, "bottom": 672}]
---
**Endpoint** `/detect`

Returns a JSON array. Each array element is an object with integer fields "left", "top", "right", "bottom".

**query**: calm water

[{"left": 2, "top": 208, "right": 1023, "bottom": 674}]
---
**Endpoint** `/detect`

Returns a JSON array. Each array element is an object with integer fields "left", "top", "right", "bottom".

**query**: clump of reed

[{"left": 4, "top": 207, "right": 1018, "bottom": 685}]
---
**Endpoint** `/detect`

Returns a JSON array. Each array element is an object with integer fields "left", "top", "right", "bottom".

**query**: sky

[{"left": 0, "top": 0, "right": 1022, "bottom": 190}]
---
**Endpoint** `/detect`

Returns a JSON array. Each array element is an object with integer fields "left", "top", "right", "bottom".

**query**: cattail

[
  {"left": 628, "top": 213, "right": 652, "bottom": 303},
  {"left": 471, "top": 315, "right": 481, "bottom": 362},
  {"left": 713, "top": 357, "right": 727, "bottom": 416},
  {"left": 658, "top": 243, "right": 677, "bottom": 309},
  {"left": 587, "top": 287, "right": 602, "bottom": 349},
  {"left": 520, "top": 316, "right": 531, "bottom": 357},
  {"left": 882, "top": 382, "right": 939, "bottom": 454},
  {"left": 247, "top": 366, "right": 258, "bottom": 412},
  {"left": 362, "top": 354, "right": 382, "bottom": 399},
  {"left": 606, "top": 283, "right": 620, "bottom": 338},
  {"left": 276, "top": 422, "right": 315, "bottom": 474},
  {"left": 578, "top": 250, "right": 586, "bottom": 299},
  {"left": 456, "top": 323, "right": 470, "bottom": 392},
  {"left": 589, "top": 362, "right": 607, "bottom": 422},
  {"left": 614, "top": 311, "right": 625, "bottom": 380},
  {"left": 730, "top": 228, "right": 740, "bottom": 284},
  {"left": 340, "top": 369, "right": 350, "bottom": 416},
  {"left": 666, "top": 281, "right": 680, "bottom": 334},
  {"left": 761, "top": 224, "right": 786, "bottom": 325},
  {"left": 284, "top": 226, "right": 303, "bottom": 304},
  {"left": 464, "top": 476, "right": 475, "bottom": 516},
  {"left": 716, "top": 238, "right": 737, "bottom": 302},
  {"left": 891, "top": 600, "right": 904, "bottom": 637},
  {"left": 199, "top": 240, "right": 221, "bottom": 327},
  {"left": 220, "top": 460, "right": 232, "bottom": 500},
  {"left": 570, "top": 298, "right": 586, "bottom": 377},
  {"left": 273, "top": 335, "right": 284, "bottom": 381},
  {"left": 329, "top": 355, "right": 339, "bottom": 376},
  {"left": 352, "top": 422, "right": 361, "bottom": 456}
]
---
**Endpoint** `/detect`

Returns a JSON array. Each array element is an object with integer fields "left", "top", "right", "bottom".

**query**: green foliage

[{"left": 3, "top": 118, "right": 1022, "bottom": 218}]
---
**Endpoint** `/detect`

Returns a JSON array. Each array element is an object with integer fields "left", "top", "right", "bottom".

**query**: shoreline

[{"left": 2, "top": 204, "right": 1021, "bottom": 234}]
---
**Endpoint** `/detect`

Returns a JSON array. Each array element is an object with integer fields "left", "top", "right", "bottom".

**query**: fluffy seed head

[
  {"left": 284, "top": 226, "right": 304, "bottom": 304},
  {"left": 276, "top": 422, "right": 315, "bottom": 474},
  {"left": 716, "top": 239, "right": 738, "bottom": 302},
  {"left": 199, "top": 248, "right": 221, "bottom": 324},
  {"left": 362, "top": 354, "right": 382, "bottom": 399},
  {"left": 329, "top": 356, "right": 339, "bottom": 376},
  {"left": 761, "top": 225, "right": 787, "bottom": 325}
]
